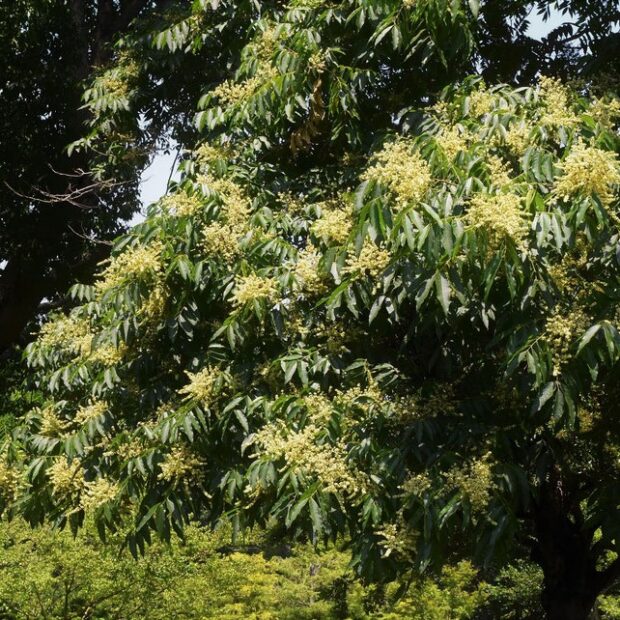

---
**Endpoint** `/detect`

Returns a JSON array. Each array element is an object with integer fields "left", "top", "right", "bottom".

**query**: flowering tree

[{"left": 3, "top": 2, "right": 620, "bottom": 619}]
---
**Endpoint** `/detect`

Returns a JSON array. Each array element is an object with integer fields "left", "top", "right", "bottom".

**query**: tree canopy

[{"left": 2, "top": 2, "right": 620, "bottom": 619}]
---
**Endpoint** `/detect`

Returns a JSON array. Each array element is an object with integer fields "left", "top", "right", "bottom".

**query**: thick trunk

[
  {"left": 533, "top": 483, "right": 600, "bottom": 620},
  {"left": 542, "top": 592, "right": 597, "bottom": 620}
]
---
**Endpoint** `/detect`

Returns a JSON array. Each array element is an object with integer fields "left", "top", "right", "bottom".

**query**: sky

[{"left": 135, "top": 8, "right": 565, "bottom": 217}]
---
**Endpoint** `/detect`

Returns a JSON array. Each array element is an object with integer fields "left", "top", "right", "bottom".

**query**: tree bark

[{"left": 532, "top": 483, "right": 601, "bottom": 620}]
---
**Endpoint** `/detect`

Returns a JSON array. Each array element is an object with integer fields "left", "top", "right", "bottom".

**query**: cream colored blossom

[
  {"left": 401, "top": 472, "right": 432, "bottom": 497},
  {"left": 113, "top": 438, "right": 145, "bottom": 461},
  {"left": 310, "top": 208, "right": 352, "bottom": 244},
  {"left": 589, "top": 97, "right": 620, "bottom": 127},
  {"left": 444, "top": 453, "right": 495, "bottom": 511},
  {"left": 202, "top": 222, "right": 241, "bottom": 261},
  {"left": 178, "top": 366, "right": 221, "bottom": 403},
  {"left": 204, "top": 178, "right": 252, "bottom": 229},
  {"left": 487, "top": 154, "right": 512, "bottom": 187},
  {"left": 194, "top": 142, "right": 229, "bottom": 167},
  {"left": 96, "top": 242, "right": 164, "bottom": 293},
  {"left": 293, "top": 244, "right": 327, "bottom": 294},
  {"left": 254, "top": 423, "right": 366, "bottom": 496},
  {"left": 335, "top": 380, "right": 383, "bottom": 407},
  {"left": 436, "top": 125, "right": 469, "bottom": 160},
  {"left": 465, "top": 192, "right": 528, "bottom": 247},
  {"left": 158, "top": 445, "right": 204, "bottom": 483},
  {"left": 0, "top": 461, "right": 19, "bottom": 501},
  {"left": 139, "top": 284, "right": 168, "bottom": 322},
  {"left": 39, "top": 405, "right": 69, "bottom": 437},
  {"left": 87, "top": 342, "right": 127, "bottom": 366},
  {"left": 503, "top": 121, "right": 532, "bottom": 155},
  {"left": 390, "top": 394, "right": 420, "bottom": 421},
  {"left": 211, "top": 66, "right": 277, "bottom": 106},
  {"left": 467, "top": 87, "right": 495, "bottom": 117},
  {"left": 553, "top": 141, "right": 620, "bottom": 207},
  {"left": 308, "top": 51, "right": 326, "bottom": 73},
  {"left": 232, "top": 274, "right": 278, "bottom": 307},
  {"left": 363, "top": 140, "right": 432, "bottom": 208},
  {"left": 376, "top": 518, "right": 418, "bottom": 559},
  {"left": 74, "top": 400, "right": 107, "bottom": 425},
  {"left": 314, "top": 321, "right": 358, "bottom": 354},
  {"left": 38, "top": 314, "right": 92, "bottom": 356},
  {"left": 304, "top": 393, "right": 333, "bottom": 424},
  {"left": 343, "top": 239, "right": 391, "bottom": 279},
  {"left": 48, "top": 458, "right": 83, "bottom": 497},
  {"left": 80, "top": 478, "right": 118, "bottom": 511},
  {"left": 544, "top": 309, "right": 589, "bottom": 376},
  {"left": 161, "top": 193, "right": 203, "bottom": 217},
  {"left": 539, "top": 76, "right": 579, "bottom": 127}
]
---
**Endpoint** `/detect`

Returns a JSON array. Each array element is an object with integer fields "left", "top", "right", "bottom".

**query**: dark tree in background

[{"left": 0, "top": 0, "right": 168, "bottom": 356}]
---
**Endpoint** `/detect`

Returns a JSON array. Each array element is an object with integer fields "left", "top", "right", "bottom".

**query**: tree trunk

[{"left": 533, "top": 484, "right": 600, "bottom": 620}]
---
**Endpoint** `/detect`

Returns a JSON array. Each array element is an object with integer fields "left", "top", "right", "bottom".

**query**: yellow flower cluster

[
  {"left": 363, "top": 140, "right": 432, "bottom": 208},
  {"left": 466, "top": 192, "right": 528, "bottom": 247},
  {"left": 343, "top": 239, "right": 391, "bottom": 279},
  {"left": 212, "top": 77, "right": 262, "bottom": 106},
  {"left": 194, "top": 142, "right": 228, "bottom": 167},
  {"left": 48, "top": 458, "right": 83, "bottom": 497},
  {"left": 96, "top": 242, "right": 164, "bottom": 293},
  {"left": 389, "top": 394, "right": 420, "bottom": 421},
  {"left": 486, "top": 155, "right": 512, "bottom": 187},
  {"left": 212, "top": 65, "right": 277, "bottom": 107},
  {"left": 308, "top": 51, "right": 326, "bottom": 73},
  {"left": 310, "top": 207, "right": 352, "bottom": 244},
  {"left": 39, "top": 405, "right": 68, "bottom": 437},
  {"left": 87, "top": 342, "right": 127, "bottom": 366},
  {"left": 38, "top": 315, "right": 91, "bottom": 356},
  {"left": 401, "top": 472, "right": 432, "bottom": 497},
  {"left": 161, "top": 193, "right": 203, "bottom": 217},
  {"left": 436, "top": 125, "right": 469, "bottom": 161},
  {"left": 335, "top": 380, "right": 383, "bottom": 408},
  {"left": 255, "top": 423, "right": 366, "bottom": 496},
  {"left": 178, "top": 366, "right": 221, "bottom": 403},
  {"left": 232, "top": 274, "right": 278, "bottom": 307},
  {"left": 139, "top": 284, "right": 168, "bottom": 322},
  {"left": 280, "top": 191, "right": 307, "bottom": 215},
  {"left": 376, "top": 519, "right": 418, "bottom": 559},
  {"left": 74, "top": 400, "right": 107, "bottom": 425},
  {"left": 158, "top": 445, "right": 204, "bottom": 483},
  {"left": 206, "top": 178, "right": 252, "bottom": 228},
  {"left": 544, "top": 309, "right": 589, "bottom": 376},
  {"left": 538, "top": 76, "right": 579, "bottom": 127},
  {"left": 304, "top": 393, "right": 333, "bottom": 424},
  {"left": 589, "top": 97, "right": 620, "bottom": 127},
  {"left": 80, "top": 478, "right": 118, "bottom": 512},
  {"left": 467, "top": 87, "right": 496, "bottom": 117},
  {"left": 202, "top": 222, "right": 242, "bottom": 261},
  {"left": 0, "top": 461, "right": 18, "bottom": 501},
  {"left": 503, "top": 122, "right": 532, "bottom": 155},
  {"left": 293, "top": 244, "right": 327, "bottom": 294},
  {"left": 314, "top": 321, "right": 357, "bottom": 354},
  {"left": 113, "top": 438, "right": 145, "bottom": 461},
  {"left": 553, "top": 141, "right": 620, "bottom": 207},
  {"left": 422, "top": 385, "right": 457, "bottom": 417},
  {"left": 444, "top": 453, "right": 494, "bottom": 511}
]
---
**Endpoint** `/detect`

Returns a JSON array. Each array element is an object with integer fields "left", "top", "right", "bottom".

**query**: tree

[{"left": 3, "top": 2, "right": 620, "bottom": 619}]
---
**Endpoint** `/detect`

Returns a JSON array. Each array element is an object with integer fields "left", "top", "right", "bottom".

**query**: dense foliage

[
  {"left": 7, "top": 72, "right": 620, "bottom": 618},
  {"left": 3, "top": 1, "right": 620, "bottom": 618}
]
